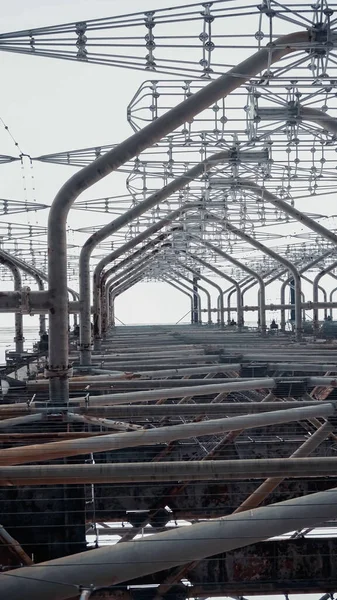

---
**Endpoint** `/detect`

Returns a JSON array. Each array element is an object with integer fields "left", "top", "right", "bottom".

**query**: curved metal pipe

[
  {"left": 280, "top": 250, "right": 334, "bottom": 329},
  {"left": 207, "top": 212, "right": 303, "bottom": 339},
  {"left": 0, "top": 255, "right": 23, "bottom": 353},
  {"left": 89, "top": 204, "right": 200, "bottom": 363},
  {"left": 186, "top": 254, "right": 229, "bottom": 328},
  {"left": 313, "top": 260, "right": 337, "bottom": 334},
  {"left": 0, "top": 249, "right": 46, "bottom": 336},
  {"left": 330, "top": 286, "right": 337, "bottom": 319},
  {"left": 170, "top": 267, "right": 207, "bottom": 323},
  {"left": 108, "top": 275, "right": 145, "bottom": 329},
  {"left": 163, "top": 277, "right": 194, "bottom": 324},
  {"left": 193, "top": 238, "right": 266, "bottom": 333},
  {"left": 99, "top": 234, "right": 169, "bottom": 336},
  {"left": 98, "top": 252, "right": 158, "bottom": 345},
  {"left": 176, "top": 260, "right": 221, "bottom": 325}
]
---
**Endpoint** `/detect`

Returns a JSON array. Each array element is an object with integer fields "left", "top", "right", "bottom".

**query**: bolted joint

[
  {"left": 44, "top": 365, "right": 74, "bottom": 379},
  {"left": 78, "top": 343, "right": 93, "bottom": 351}
]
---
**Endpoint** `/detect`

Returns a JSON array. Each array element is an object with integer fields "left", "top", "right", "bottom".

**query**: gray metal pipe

[
  {"left": 76, "top": 378, "right": 277, "bottom": 406},
  {"left": 163, "top": 278, "right": 194, "bottom": 324},
  {"left": 0, "top": 458, "right": 337, "bottom": 486},
  {"left": 70, "top": 377, "right": 337, "bottom": 407},
  {"left": 330, "top": 285, "right": 337, "bottom": 319},
  {"left": 176, "top": 260, "right": 222, "bottom": 325},
  {"left": 227, "top": 277, "right": 250, "bottom": 324},
  {"left": 0, "top": 413, "right": 44, "bottom": 430},
  {"left": 83, "top": 153, "right": 236, "bottom": 359},
  {"left": 2, "top": 480, "right": 337, "bottom": 599},
  {"left": 0, "top": 399, "right": 330, "bottom": 419},
  {"left": 90, "top": 204, "right": 201, "bottom": 359},
  {"left": 0, "top": 402, "right": 333, "bottom": 466},
  {"left": 0, "top": 254, "right": 24, "bottom": 353},
  {"left": 280, "top": 250, "right": 334, "bottom": 330},
  {"left": 97, "top": 251, "right": 158, "bottom": 345},
  {"left": 313, "top": 260, "right": 337, "bottom": 334},
  {"left": 187, "top": 253, "right": 229, "bottom": 328},
  {"left": 207, "top": 212, "right": 303, "bottom": 338},
  {"left": 0, "top": 249, "right": 47, "bottom": 336},
  {"left": 170, "top": 268, "right": 206, "bottom": 323},
  {"left": 47, "top": 30, "right": 309, "bottom": 404},
  {"left": 4, "top": 455, "right": 337, "bottom": 485},
  {"left": 193, "top": 237, "right": 265, "bottom": 332},
  {"left": 100, "top": 234, "right": 168, "bottom": 335},
  {"left": 180, "top": 263, "right": 219, "bottom": 325},
  {"left": 108, "top": 275, "right": 145, "bottom": 328}
]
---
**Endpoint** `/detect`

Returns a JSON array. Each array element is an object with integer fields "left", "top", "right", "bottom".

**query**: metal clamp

[
  {"left": 44, "top": 365, "right": 74, "bottom": 378},
  {"left": 20, "top": 286, "right": 32, "bottom": 314}
]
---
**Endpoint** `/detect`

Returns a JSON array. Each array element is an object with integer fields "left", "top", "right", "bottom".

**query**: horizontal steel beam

[
  {"left": 3, "top": 456, "right": 337, "bottom": 485},
  {"left": 0, "top": 403, "right": 334, "bottom": 466}
]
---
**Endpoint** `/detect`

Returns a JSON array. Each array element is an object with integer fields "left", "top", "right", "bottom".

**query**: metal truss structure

[{"left": 4, "top": 2, "right": 337, "bottom": 600}]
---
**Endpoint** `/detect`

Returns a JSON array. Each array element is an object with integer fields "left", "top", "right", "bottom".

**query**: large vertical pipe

[
  {"left": 192, "top": 274, "right": 199, "bottom": 324},
  {"left": 97, "top": 253, "right": 158, "bottom": 349},
  {"left": 176, "top": 264, "right": 217, "bottom": 325},
  {"left": 168, "top": 275, "right": 202, "bottom": 324},
  {"left": 171, "top": 268, "right": 207, "bottom": 323}
]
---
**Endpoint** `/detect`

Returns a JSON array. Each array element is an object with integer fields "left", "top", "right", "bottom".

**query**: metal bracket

[
  {"left": 20, "top": 286, "right": 32, "bottom": 314},
  {"left": 44, "top": 365, "right": 74, "bottom": 378}
]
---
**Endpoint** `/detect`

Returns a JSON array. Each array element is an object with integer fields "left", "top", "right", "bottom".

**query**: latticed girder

[
  {"left": 1, "top": 0, "right": 337, "bottom": 79},
  {"left": 0, "top": 198, "right": 48, "bottom": 215}
]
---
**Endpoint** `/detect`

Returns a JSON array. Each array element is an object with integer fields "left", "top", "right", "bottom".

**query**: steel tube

[
  {"left": 0, "top": 249, "right": 47, "bottom": 336},
  {"left": 4, "top": 456, "right": 337, "bottom": 485},
  {"left": 100, "top": 234, "right": 168, "bottom": 335},
  {"left": 0, "top": 400, "right": 329, "bottom": 419},
  {"left": 313, "top": 260, "right": 337, "bottom": 334},
  {"left": 0, "top": 414, "right": 44, "bottom": 430},
  {"left": 207, "top": 211, "right": 303, "bottom": 338},
  {"left": 0, "top": 255, "right": 24, "bottom": 353},
  {"left": 193, "top": 238, "right": 265, "bottom": 332},
  {"left": 170, "top": 269, "right": 206, "bottom": 323},
  {"left": 234, "top": 421, "right": 334, "bottom": 513},
  {"left": 2, "top": 480, "right": 337, "bottom": 600},
  {"left": 76, "top": 378, "right": 277, "bottom": 406},
  {"left": 280, "top": 250, "right": 333, "bottom": 330},
  {"left": 0, "top": 403, "right": 333, "bottom": 466},
  {"left": 164, "top": 279, "right": 193, "bottom": 324},
  {"left": 187, "top": 254, "right": 229, "bottom": 327}
]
